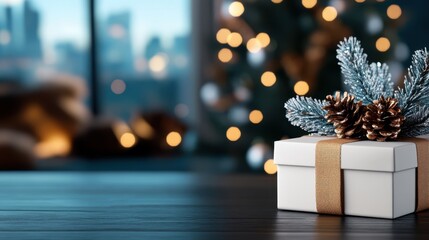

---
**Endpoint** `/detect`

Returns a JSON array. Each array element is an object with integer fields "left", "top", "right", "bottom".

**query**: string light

[
  {"left": 246, "top": 38, "right": 262, "bottom": 53},
  {"left": 271, "top": 0, "right": 283, "bottom": 3},
  {"left": 227, "top": 32, "right": 243, "bottom": 48},
  {"left": 166, "top": 131, "right": 182, "bottom": 147},
  {"left": 294, "top": 81, "right": 310, "bottom": 95},
  {"left": 256, "top": 33, "right": 270, "bottom": 48},
  {"left": 376, "top": 37, "right": 390, "bottom": 52},
  {"left": 218, "top": 48, "right": 233, "bottom": 63},
  {"left": 228, "top": 1, "right": 245, "bottom": 17},
  {"left": 302, "top": 0, "right": 317, "bottom": 9},
  {"left": 216, "top": 28, "right": 231, "bottom": 44},
  {"left": 322, "top": 6, "right": 338, "bottom": 22},
  {"left": 226, "top": 126, "right": 241, "bottom": 141},
  {"left": 387, "top": 4, "right": 402, "bottom": 20},
  {"left": 249, "top": 110, "right": 263, "bottom": 124},
  {"left": 264, "top": 159, "right": 277, "bottom": 174},
  {"left": 120, "top": 132, "right": 136, "bottom": 148},
  {"left": 111, "top": 79, "right": 126, "bottom": 94},
  {"left": 261, "top": 71, "right": 277, "bottom": 87}
]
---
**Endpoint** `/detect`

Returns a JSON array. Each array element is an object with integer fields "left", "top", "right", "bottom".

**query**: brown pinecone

[
  {"left": 323, "top": 91, "right": 366, "bottom": 139},
  {"left": 362, "top": 96, "right": 404, "bottom": 141}
]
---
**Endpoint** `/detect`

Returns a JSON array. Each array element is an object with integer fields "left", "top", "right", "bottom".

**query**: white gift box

[{"left": 274, "top": 136, "right": 425, "bottom": 219}]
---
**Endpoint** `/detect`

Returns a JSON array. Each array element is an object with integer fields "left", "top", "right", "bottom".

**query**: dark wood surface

[{"left": 1, "top": 172, "right": 429, "bottom": 239}]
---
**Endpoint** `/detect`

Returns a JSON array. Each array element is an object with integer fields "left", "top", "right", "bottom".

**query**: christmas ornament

[
  {"left": 285, "top": 36, "right": 429, "bottom": 141},
  {"left": 324, "top": 91, "right": 365, "bottom": 139},
  {"left": 363, "top": 96, "right": 404, "bottom": 141}
]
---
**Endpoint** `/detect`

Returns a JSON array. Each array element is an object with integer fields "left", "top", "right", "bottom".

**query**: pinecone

[
  {"left": 323, "top": 91, "right": 366, "bottom": 139},
  {"left": 362, "top": 96, "right": 404, "bottom": 141}
]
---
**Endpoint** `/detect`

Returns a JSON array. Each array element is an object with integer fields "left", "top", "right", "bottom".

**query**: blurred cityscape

[{"left": 0, "top": 0, "right": 191, "bottom": 121}]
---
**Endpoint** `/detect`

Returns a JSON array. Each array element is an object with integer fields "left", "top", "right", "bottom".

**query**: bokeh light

[
  {"left": 132, "top": 118, "right": 154, "bottom": 140},
  {"left": 294, "top": 81, "right": 310, "bottom": 95},
  {"left": 261, "top": 71, "right": 277, "bottom": 87},
  {"left": 387, "top": 4, "right": 402, "bottom": 20},
  {"left": 246, "top": 38, "right": 262, "bottom": 53},
  {"left": 395, "top": 42, "right": 410, "bottom": 61},
  {"left": 174, "top": 104, "right": 190, "bottom": 119},
  {"left": 111, "top": 79, "right": 126, "bottom": 94},
  {"left": 109, "top": 24, "right": 125, "bottom": 38},
  {"left": 271, "top": 0, "right": 283, "bottom": 3},
  {"left": 355, "top": 0, "right": 365, "bottom": 3},
  {"left": 264, "top": 159, "right": 277, "bottom": 174},
  {"left": 256, "top": 33, "right": 270, "bottom": 48},
  {"left": 367, "top": 14, "right": 383, "bottom": 35},
  {"left": 166, "top": 131, "right": 182, "bottom": 147},
  {"left": 376, "top": 37, "right": 391, "bottom": 52},
  {"left": 228, "top": 1, "right": 245, "bottom": 17},
  {"left": 120, "top": 132, "right": 136, "bottom": 148},
  {"left": 302, "top": 0, "right": 317, "bottom": 9},
  {"left": 201, "top": 83, "right": 220, "bottom": 105},
  {"left": 247, "top": 143, "right": 272, "bottom": 170},
  {"left": 0, "top": 30, "right": 11, "bottom": 45},
  {"left": 322, "top": 6, "right": 338, "bottom": 22},
  {"left": 227, "top": 32, "right": 243, "bottom": 48},
  {"left": 149, "top": 54, "right": 168, "bottom": 72},
  {"left": 216, "top": 28, "right": 231, "bottom": 44},
  {"left": 34, "top": 134, "right": 71, "bottom": 158},
  {"left": 226, "top": 126, "right": 241, "bottom": 141},
  {"left": 249, "top": 110, "right": 263, "bottom": 124},
  {"left": 218, "top": 48, "right": 233, "bottom": 62}
]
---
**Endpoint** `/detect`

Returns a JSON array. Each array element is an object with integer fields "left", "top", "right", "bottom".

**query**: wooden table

[{"left": 0, "top": 172, "right": 428, "bottom": 239}]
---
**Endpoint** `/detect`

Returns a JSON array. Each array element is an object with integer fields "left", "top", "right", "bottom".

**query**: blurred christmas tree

[{"left": 199, "top": 0, "right": 407, "bottom": 171}]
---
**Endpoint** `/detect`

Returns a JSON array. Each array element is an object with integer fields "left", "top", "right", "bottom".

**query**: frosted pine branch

[
  {"left": 337, "top": 37, "right": 393, "bottom": 104},
  {"left": 395, "top": 48, "right": 429, "bottom": 117},
  {"left": 284, "top": 96, "right": 334, "bottom": 135},
  {"left": 369, "top": 62, "right": 393, "bottom": 97},
  {"left": 401, "top": 105, "right": 429, "bottom": 137}
]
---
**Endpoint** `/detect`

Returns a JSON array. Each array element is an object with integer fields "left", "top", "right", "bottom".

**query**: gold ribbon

[
  {"left": 315, "top": 138, "right": 359, "bottom": 215},
  {"left": 315, "top": 138, "right": 429, "bottom": 215},
  {"left": 402, "top": 138, "right": 429, "bottom": 212}
]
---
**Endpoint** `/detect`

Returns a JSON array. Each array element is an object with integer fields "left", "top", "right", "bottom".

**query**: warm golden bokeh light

[
  {"left": 34, "top": 135, "right": 71, "bottom": 158},
  {"left": 355, "top": 0, "right": 365, "bottom": 3},
  {"left": 227, "top": 32, "right": 243, "bottom": 48},
  {"left": 149, "top": 54, "right": 167, "bottom": 72},
  {"left": 218, "top": 48, "right": 233, "bottom": 63},
  {"left": 322, "top": 6, "right": 338, "bottom": 22},
  {"left": 376, "top": 37, "right": 391, "bottom": 52},
  {"left": 249, "top": 110, "right": 263, "bottom": 124},
  {"left": 260, "top": 71, "right": 276, "bottom": 87},
  {"left": 132, "top": 118, "right": 155, "bottom": 140},
  {"left": 387, "top": 4, "right": 402, "bottom": 20},
  {"left": 216, "top": 28, "right": 231, "bottom": 44},
  {"left": 246, "top": 38, "right": 262, "bottom": 53},
  {"left": 302, "top": 0, "right": 317, "bottom": 9},
  {"left": 226, "top": 126, "right": 241, "bottom": 142},
  {"left": 264, "top": 159, "right": 277, "bottom": 175},
  {"left": 111, "top": 79, "right": 126, "bottom": 94},
  {"left": 166, "top": 131, "right": 182, "bottom": 147},
  {"left": 294, "top": 81, "right": 310, "bottom": 95},
  {"left": 256, "top": 33, "right": 270, "bottom": 48},
  {"left": 120, "top": 132, "right": 136, "bottom": 148},
  {"left": 271, "top": 0, "right": 283, "bottom": 3},
  {"left": 228, "top": 1, "right": 245, "bottom": 17}
]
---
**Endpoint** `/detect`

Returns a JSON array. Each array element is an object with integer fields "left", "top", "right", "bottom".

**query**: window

[
  {"left": 0, "top": 0, "right": 89, "bottom": 94},
  {"left": 96, "top": 0, "right": 192, "bottom": 122}
]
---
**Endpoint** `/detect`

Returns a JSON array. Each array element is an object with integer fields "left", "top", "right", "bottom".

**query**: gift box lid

[{"left": 274, "top": 136, "right": 422, "bottom": 172}]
